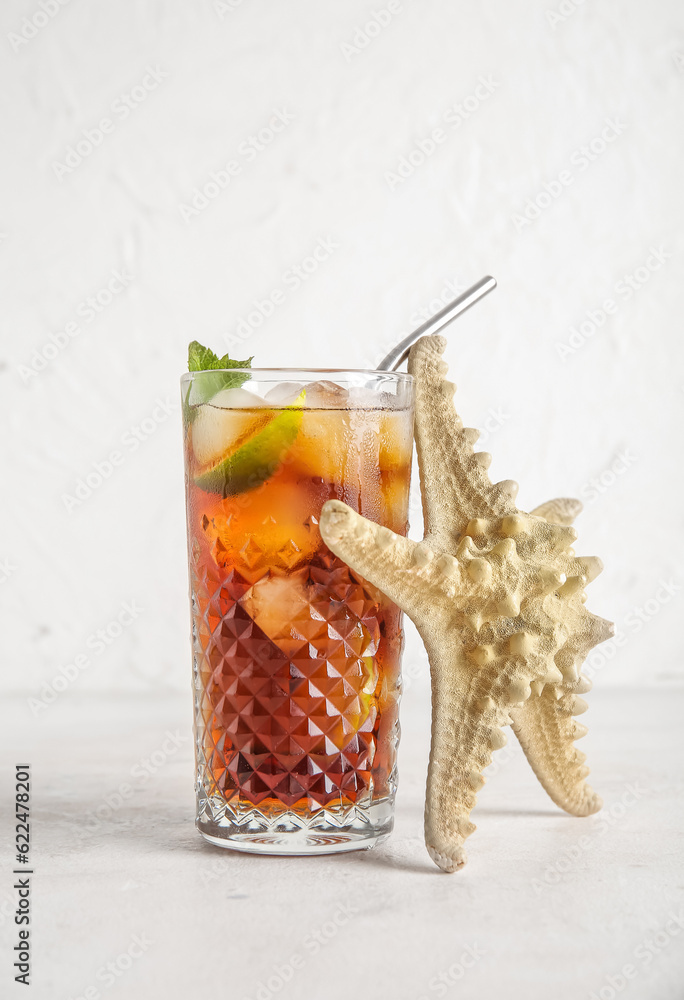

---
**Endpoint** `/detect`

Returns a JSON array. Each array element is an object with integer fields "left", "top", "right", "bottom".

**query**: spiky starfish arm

[
  {"left": 423, "top": 644, "right": 504, "bottom": 873},
  {"left": 509, "top": 682, "right": 601, "bottom": 817},
  {"left": 411, "top": 335, "right": 614, "bottom": 828},
  {"left": 321, "top": 500, "right": 570, "bottom": 871},
  {"left": 530, "top": 497, "right": 583, "bottom": 526},
  {"left": 319, "top": 335, "right": 614, "bottom": 873},
  {"left": 408, "top": 335, "right": 518, "bottom": 549},
  {"left": 321, "top": 503, "right": 498, "bottom": 870},
  {"left": 509, "top": 503, "right": 612, "bottom": 816}
]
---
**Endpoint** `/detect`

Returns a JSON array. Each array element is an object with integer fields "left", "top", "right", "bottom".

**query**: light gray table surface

[{"left": 1, "top": 684, "right": 682, "bottom": 1000}]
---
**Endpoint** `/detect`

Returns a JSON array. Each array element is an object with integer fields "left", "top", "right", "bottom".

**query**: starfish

[{"left": 319, "top": 334, "right": 614, "bottom": 873}]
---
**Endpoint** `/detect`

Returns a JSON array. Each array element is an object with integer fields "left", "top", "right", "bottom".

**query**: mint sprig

[
  {"left": 185, "top": 340, "right": 253, "bottom": 419},
  {"left": 188, "top": 341, "right": 253, "bottom": 375}
]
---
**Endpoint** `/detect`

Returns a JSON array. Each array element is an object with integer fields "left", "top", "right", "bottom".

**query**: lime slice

[
  {"left": 194, "top": 391, "right": 305, "bottom": 496},
  {"left": 190, "top": 388, "right": 268, "bottom": 467}
]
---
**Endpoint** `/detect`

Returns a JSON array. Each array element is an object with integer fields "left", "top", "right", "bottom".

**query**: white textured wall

[{"left": 2, "top": 0, "right": 683, "bottom": 702}]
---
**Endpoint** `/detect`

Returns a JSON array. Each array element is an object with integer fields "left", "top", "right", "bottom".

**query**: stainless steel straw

[{"left": 376, "top": 275, "right": 497, "bottom": 371}]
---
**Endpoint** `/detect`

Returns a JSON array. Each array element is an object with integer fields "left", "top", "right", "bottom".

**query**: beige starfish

[{"left": 319, "top": 334, "right": 614, "bottom": 873}]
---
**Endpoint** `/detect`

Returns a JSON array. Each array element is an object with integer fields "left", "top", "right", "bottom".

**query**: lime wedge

[
  {"left": 190, "top": 389, "right": 268, "bottom": 467},
  {"left": 194, "top": 391, "right": 305, "bottom": 496}
]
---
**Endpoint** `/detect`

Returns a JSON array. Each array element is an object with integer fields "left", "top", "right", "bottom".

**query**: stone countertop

[{"left": 1, "top": 685, "right": 683, "bottom": 1000}]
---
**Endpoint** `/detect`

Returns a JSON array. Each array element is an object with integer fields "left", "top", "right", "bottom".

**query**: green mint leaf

[
  {"left": 188, "top": 340, "right": 252, "bottom": 375},
  {"left": 188, "top": 340, "right": 220, "bottom": 372},
  {"left": 185, "top": 341, "right": 254, "bottom": 421}
]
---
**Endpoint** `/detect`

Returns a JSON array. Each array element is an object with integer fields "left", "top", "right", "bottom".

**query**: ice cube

[
  {"left": 242, "top": 575, "right": 307, "bottom": 645},
  {"left": 263, "top": 382, "right": 306, "bottom": 406},
  {"left": 347, "top": 385, "right": 385, "bottom": 409},
  {"left": 208, "top": 386, "right": 267, "bottom": 409},
  {"left": 303, "top": 379, "right": 351, "bottom": 409},
  {"left": 191, "top": 403, "right": 265, "bottom": 466}
]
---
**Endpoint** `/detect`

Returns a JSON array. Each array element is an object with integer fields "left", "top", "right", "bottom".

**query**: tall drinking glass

[{"left": 181, "top": 369, "right": 414, "bottom": 854}]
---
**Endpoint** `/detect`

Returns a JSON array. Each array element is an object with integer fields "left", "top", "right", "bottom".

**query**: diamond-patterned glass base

[
  {"left": 190, "top": 542, "right": 403, "bottom": 854},
  {"left": 196, "top": 793, "right": 395, "bottom": 855}
]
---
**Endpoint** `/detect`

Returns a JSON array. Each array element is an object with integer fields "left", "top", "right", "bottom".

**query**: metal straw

[{"left": 376, "top": 275, "right": 497, "bottom": 371}]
